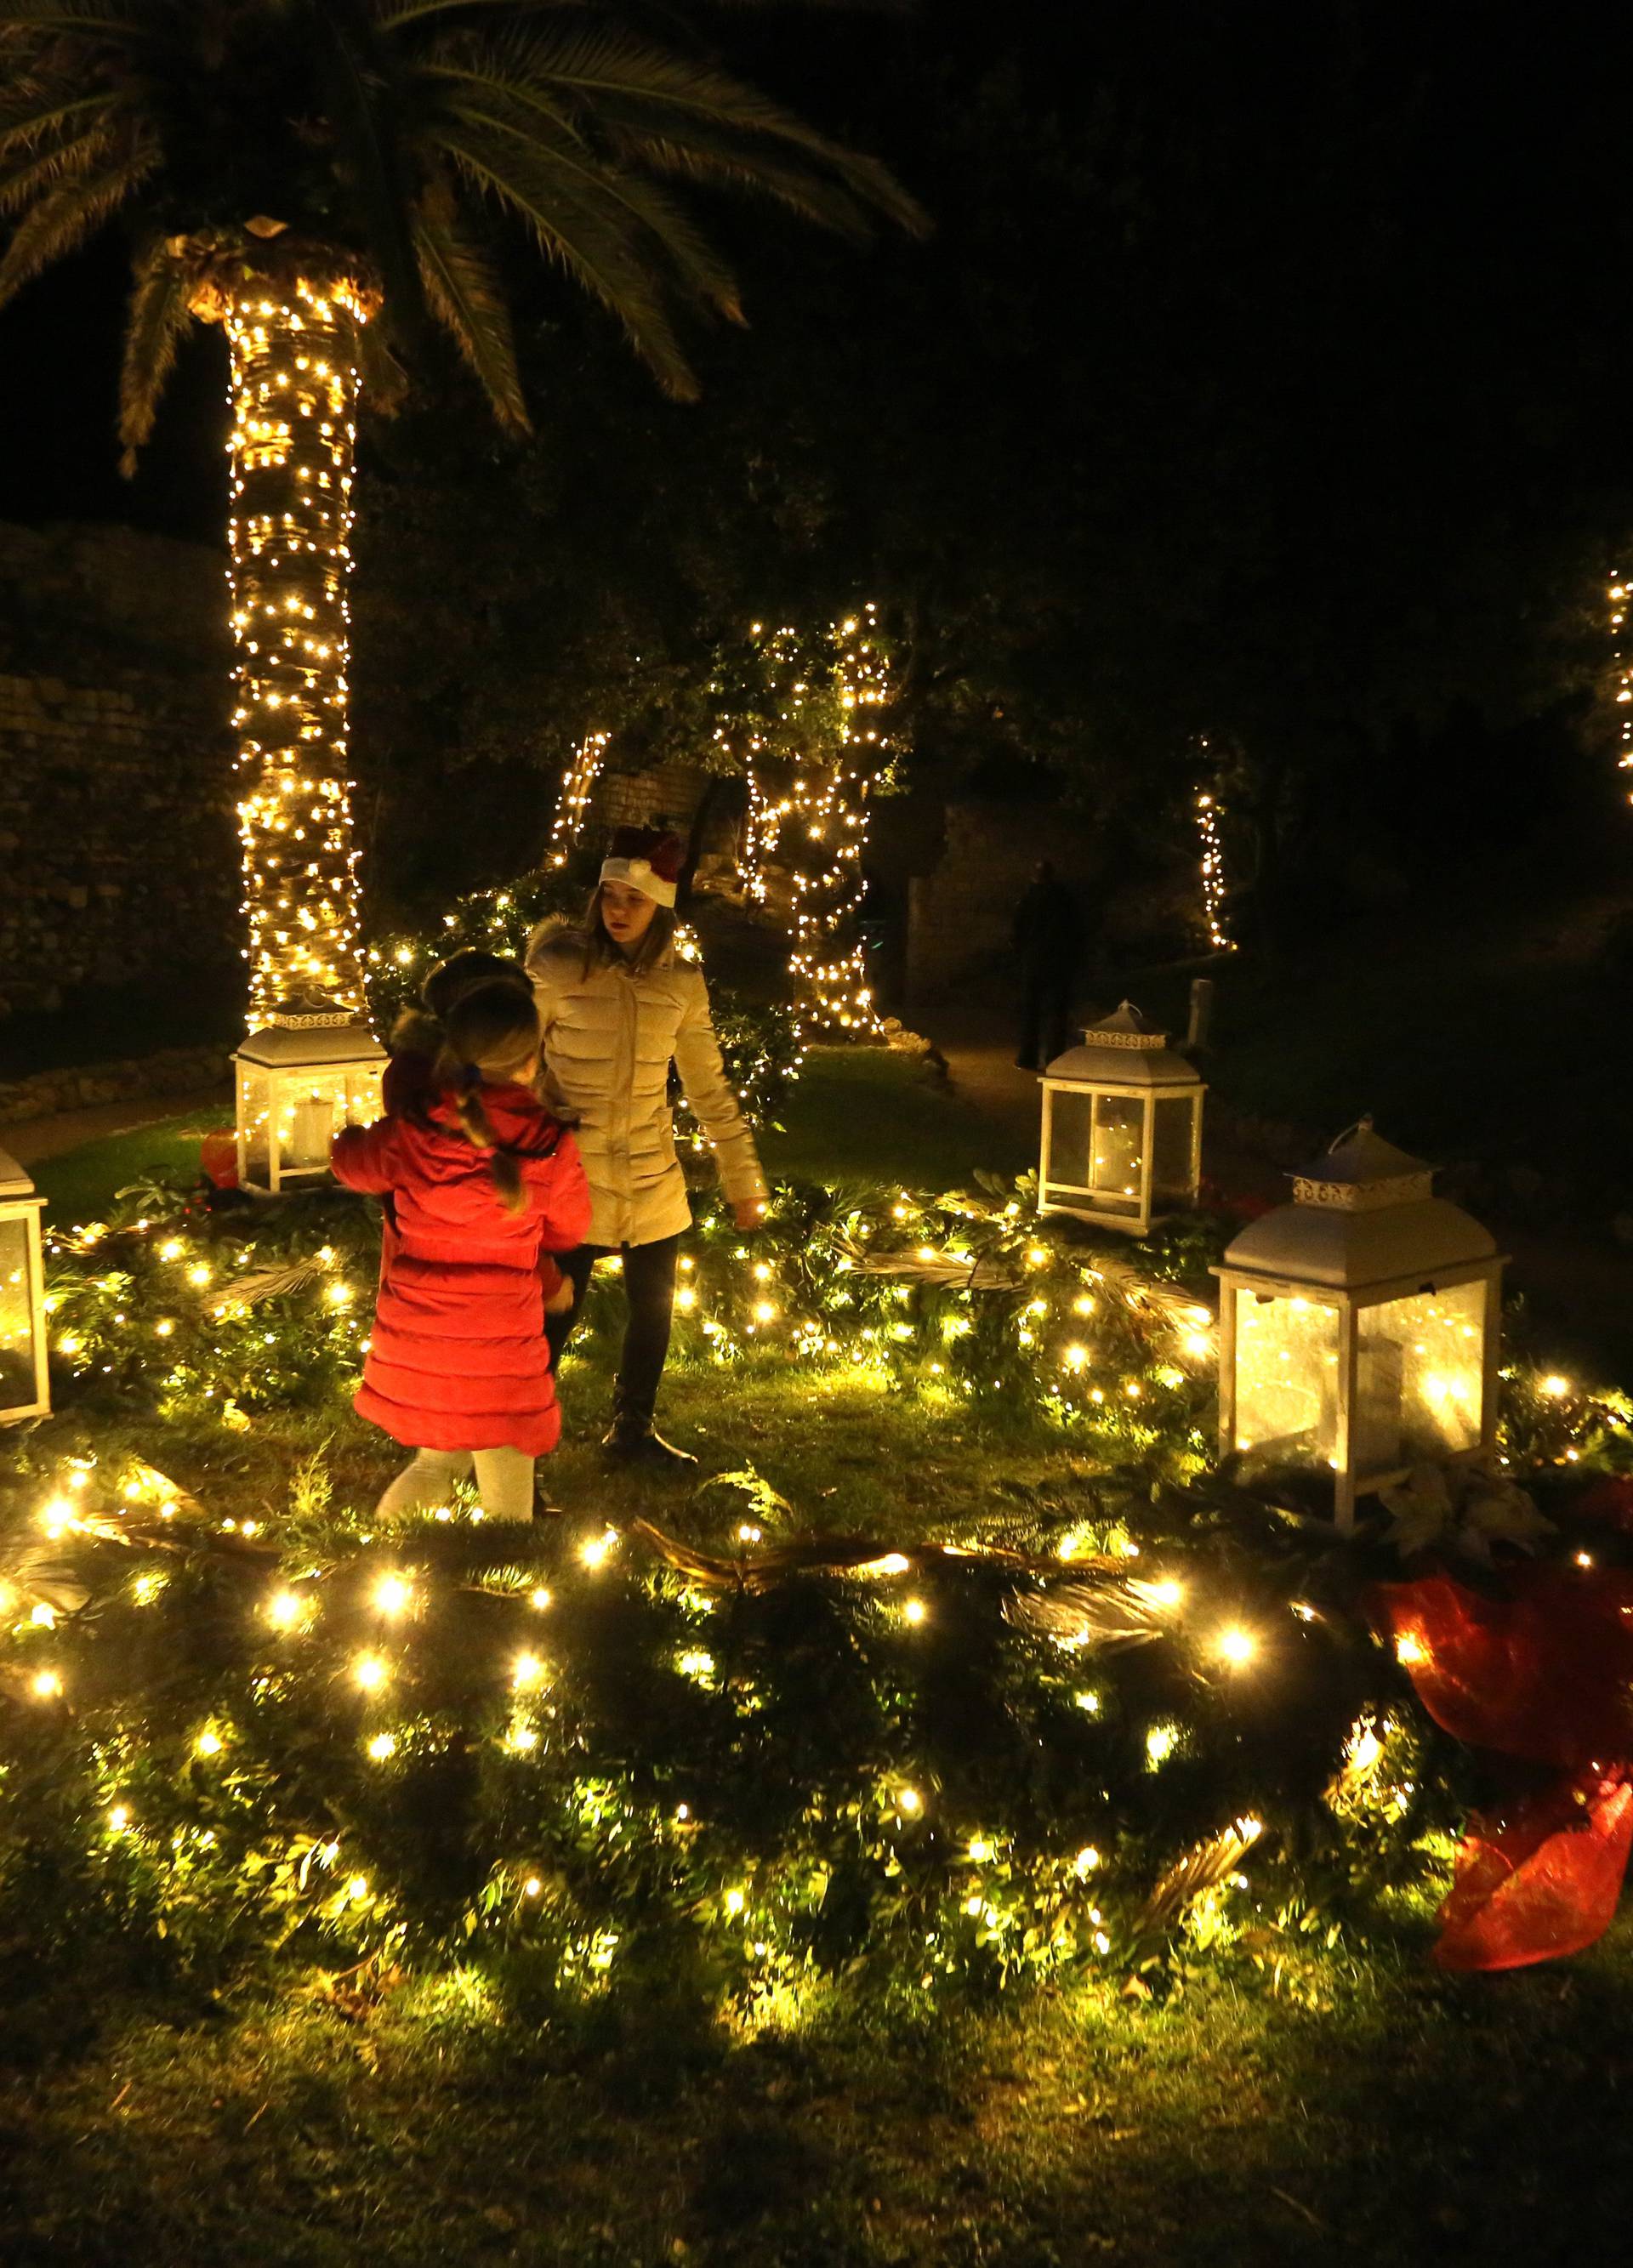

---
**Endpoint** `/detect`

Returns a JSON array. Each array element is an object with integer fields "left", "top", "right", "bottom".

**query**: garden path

[
  {"left": 925, "top": 992, "right": 1633, "bottom": 1386},
  {"left": 4, "top": 1089, "right": 229, "bottom": 1168}
]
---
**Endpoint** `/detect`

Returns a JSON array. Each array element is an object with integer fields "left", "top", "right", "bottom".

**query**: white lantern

[
  {"left": 0, "top": 1144, "right": 48, "bottom": 1424},
  {"left": 1214, "top": 1118, "right": 1505, "bottom": 1531},
  {"left": 234, "top": 1020, "right": 387, "bottom": 1194},
  {"left": 1037, "top": 1002, "right": 1204, "bottom": 1236}
]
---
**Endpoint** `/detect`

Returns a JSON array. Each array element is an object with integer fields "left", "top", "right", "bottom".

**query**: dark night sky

[{"left": 2, "top": 0, "right": 1628, "bottom": 750}]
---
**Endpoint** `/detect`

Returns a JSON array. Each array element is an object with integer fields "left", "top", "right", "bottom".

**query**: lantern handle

[{"left": 1326, "top": 1112, "right": 1374, "bottom": 1153}]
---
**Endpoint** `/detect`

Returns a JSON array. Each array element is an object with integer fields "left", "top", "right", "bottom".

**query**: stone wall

[
  {"left": 590, "top": 757, "right": 712, "bottom": 837},
  {"left": 905, "top": 800, "right": 1104, "bottom": 1005},
  {"left": 0, "top": 1043, "right": 230, "bottom": 1130},
  {"left": 0, "top": 521, "right": 238, "bottom": 1018}
]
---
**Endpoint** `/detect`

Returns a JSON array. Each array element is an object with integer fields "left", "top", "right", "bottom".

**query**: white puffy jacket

[{"left": 526, "top": 925, "right": 768, "bottom": 1249}]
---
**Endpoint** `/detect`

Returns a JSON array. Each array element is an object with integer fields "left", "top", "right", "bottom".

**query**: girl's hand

[
  {"left": 543, "top": 1276, "right": 577, "bottom": 1316},
  {"left": 732, "top": 1197, "right": 768, "bottom": 1231}
]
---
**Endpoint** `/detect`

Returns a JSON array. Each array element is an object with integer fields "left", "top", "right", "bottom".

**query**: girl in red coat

[{"left": 332, "top": 983, "right": 591, "bottom": 1522}]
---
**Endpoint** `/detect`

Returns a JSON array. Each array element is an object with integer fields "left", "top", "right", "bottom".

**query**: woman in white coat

[{"left": 527, "top": 827, "right": 768, "bottom": 1469}]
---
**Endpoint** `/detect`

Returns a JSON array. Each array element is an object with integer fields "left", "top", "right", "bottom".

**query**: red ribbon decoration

[{"left": 1370, "top": 1564, "right": 1633, "bottom": 1970}]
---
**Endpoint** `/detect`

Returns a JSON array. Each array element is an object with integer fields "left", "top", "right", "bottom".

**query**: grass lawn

[
  {"left": 23, "top": 1049, "right": 1008, "bottom": 1232},
  {"left": 5, "top": 1055, "right": 1633, "bottom": 2266},
  {"left": 27, "top": 1106, "right": 235, "bottom": 1228},
  {"left": 6, "top": 1925, "right": 1631, "bottom": 2267},
  {"left": 761, "top": 1046, "right": 1025, "bottom": 1191}
]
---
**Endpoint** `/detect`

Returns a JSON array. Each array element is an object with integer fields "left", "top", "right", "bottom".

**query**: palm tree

[{"left": 0, "top": 0, "right": 925, "bottom": 1029}]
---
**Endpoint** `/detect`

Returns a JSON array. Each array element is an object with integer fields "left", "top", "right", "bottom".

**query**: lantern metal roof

[
  {"left": 1221, "top": 1116, "right": 1498, "bottom": 1290},
  {"left": 236, "top": 1021, "right": 387, "bottom": 1070},
  {"left": 1040, "top": 1003, "right": 1201, "bottom": 1092},
  {"left": 0, "top": 1144, "right": 39, "bottom": 1202}
]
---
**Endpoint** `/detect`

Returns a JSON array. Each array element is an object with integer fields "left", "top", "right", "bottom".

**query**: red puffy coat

[{"left": 332, "top": 1083, "right": 591, "bottom": 1457}]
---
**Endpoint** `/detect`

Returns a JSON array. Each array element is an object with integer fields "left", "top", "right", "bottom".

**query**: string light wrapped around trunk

[
  {"left": 548, "top": 731, "right": 610, "bottom": 867},
  {"left": 222, "top": 270, "right": 370, "bottom": 1022},
  {"left": 193, "top": 253, "right": 385, "bottom": 1188},
  {"left": 734, "top": 606, "right": 893, "bottom": 1041},
  {"left": 1609, "top": 574, "right": 1633, "bottom": 805}
]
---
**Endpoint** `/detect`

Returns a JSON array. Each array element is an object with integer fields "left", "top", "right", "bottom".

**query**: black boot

[{"left": 602, "top": 1411, "right": 698, "bottom": 1471}]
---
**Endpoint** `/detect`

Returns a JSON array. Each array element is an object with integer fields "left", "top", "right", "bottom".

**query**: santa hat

[{"left": 600, "top": 826, "right": 684, "bottom": 908}]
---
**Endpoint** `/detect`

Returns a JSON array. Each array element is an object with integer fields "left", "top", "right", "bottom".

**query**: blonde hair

[{"left": 432, "top": 984, "right": 541, "bottom": 1215}]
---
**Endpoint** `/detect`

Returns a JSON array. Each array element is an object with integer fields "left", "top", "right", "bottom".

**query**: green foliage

[
  {"left": 0, "top": 0, "right": 926, "bottom": 441},
  {"left": 7, "top": 1156, "right": 1631, "bottom": 2026},
  {"left": 2, "top": 1437, "right": 1464, "bottom": 2013}
]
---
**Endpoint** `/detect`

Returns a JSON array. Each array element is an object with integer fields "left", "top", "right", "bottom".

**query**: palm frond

[
  {"left": 0, "top": 1, "right": 178, "bottom": 38},
  {"left": 438, "top": 117, "right": 701, "bottom": 397},
  {"left": 1134, "top": 1816, "right": 1264, "bottom": 1940},
  {"left": 311, "top": 0, "right": 427, "bottom": 344},
  {"left": 430, "top": 67, "right": 743, "bottom": 319},
  {"left": 411, "top": 176, "right": 528, "bottom": 429},
  {"left": 0, "top": 92, "right": 122, "bottom": 160},
  {"left": 373, "top": 0, "right": 559, "bottom": 30},
  {"left": 0, "top": 115, "right": 117, "bottom": 213},
  {"left": 456, "top": 23, "right": 928, "bottom": 236},
  {"left": 1005, "top": 1576, "right": 1175, "bottom": 1653},
  {"left": 0, "top": 145, "right": 151, "bottom": 305},
  {"left": 598, "top": 111, "right": 879, "bottom": 241},
  {"left": 117, "top": 234, "right": 192, "bottom": 473}
]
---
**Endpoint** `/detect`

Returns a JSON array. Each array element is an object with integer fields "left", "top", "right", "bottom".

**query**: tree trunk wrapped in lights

[
  {"left": 190, "top": 245, "right": 385, "bottom": 1191},
  {"left": 737, "top": 608, "right": 894, "bottom": 1041}
]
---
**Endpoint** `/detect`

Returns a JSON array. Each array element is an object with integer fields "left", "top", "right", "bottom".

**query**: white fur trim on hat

[{"left": 600, "top": 855, "right": 677, "bottom": 908}]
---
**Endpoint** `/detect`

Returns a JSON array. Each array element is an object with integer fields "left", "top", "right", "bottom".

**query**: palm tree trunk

[{"left": 224, "top": 269, "right": 370, "bottom": 1026}]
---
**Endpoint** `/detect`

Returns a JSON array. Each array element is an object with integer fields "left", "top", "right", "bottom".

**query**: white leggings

[{"left": 376, "top": 1445, "right": 535, "bottom": 1524}]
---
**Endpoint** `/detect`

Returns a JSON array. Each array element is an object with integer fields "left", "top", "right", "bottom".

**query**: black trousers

[
  {"left": 545, "top": 1233, "right": 682, "bottom": 1424},
  {"left": 1017, "top": 965, "right": 1075, "bottom": 1071}
]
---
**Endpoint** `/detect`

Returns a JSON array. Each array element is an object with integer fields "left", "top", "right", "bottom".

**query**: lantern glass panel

[
  {"left": 0, "top": 1217, "right": 36, "bottom": 1413},
  {"left": 1234, "top": 1291, "right": 1339, "bottom": 1464},
  {"left": 241, "top": 1066, "right": 273, "bottom": 1179},
  {"left": 1360, "top": 1279, "right": 1486, "bottom": 1466},
  {"left": 1090, "top": 1094, "right": 1144, "bottom": 1217},
  {"left": 1044, "top": 1089, "right": 1094, "bottom": 1192},
  {"left": 285, "top": 1077, "right": 342, "bottom": 1174},
  {"left": 1151, "top": 1094, "right": 1196, "bottom": 1198}
]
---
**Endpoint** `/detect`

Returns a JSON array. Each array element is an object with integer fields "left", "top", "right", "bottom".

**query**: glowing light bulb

[
  {"left": 353, "top": 1651, "right": 388, "bottom": 1691},
  {"left": 1215, "top": 1625, "right": 1258, "bottom": 1668},
  {"left": 902, "top": 1596, "right": 927, "bottom": 1625},
  {"left": 372, "top": 1572, "right": 413, "bottom": 1617},
  {"left": 366, "top": 1731, "right": 396, "bottom": 1760}
]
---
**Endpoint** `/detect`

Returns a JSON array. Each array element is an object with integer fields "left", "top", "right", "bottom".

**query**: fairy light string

[
  {"left": 1609, "top": 573, "right": 1633, "bottom": 805},
  {"left": 1193, "top": 738, "right": 1236, "bottom": 952},
  {"left": 219, "top": 269, "right": 373, "bottom": 1026},
  {"left": 547, "top": 731, "right": 611, "bottom": 868},
  {"left": 723, "top": 605, "right": 895, "bottom": 1040}
]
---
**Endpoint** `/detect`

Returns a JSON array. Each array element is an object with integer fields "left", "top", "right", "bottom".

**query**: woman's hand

[
  {"left": 732, "top": 1197, "right": 768, "bottom": 1231},
  {"left": 543, "top": 1276, "right": 577, "bottom": 1316}
]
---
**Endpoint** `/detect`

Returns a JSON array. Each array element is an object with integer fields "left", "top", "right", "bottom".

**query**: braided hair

[{"left": 431, "top": 982, "right": 541, "bottom": 1215}]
